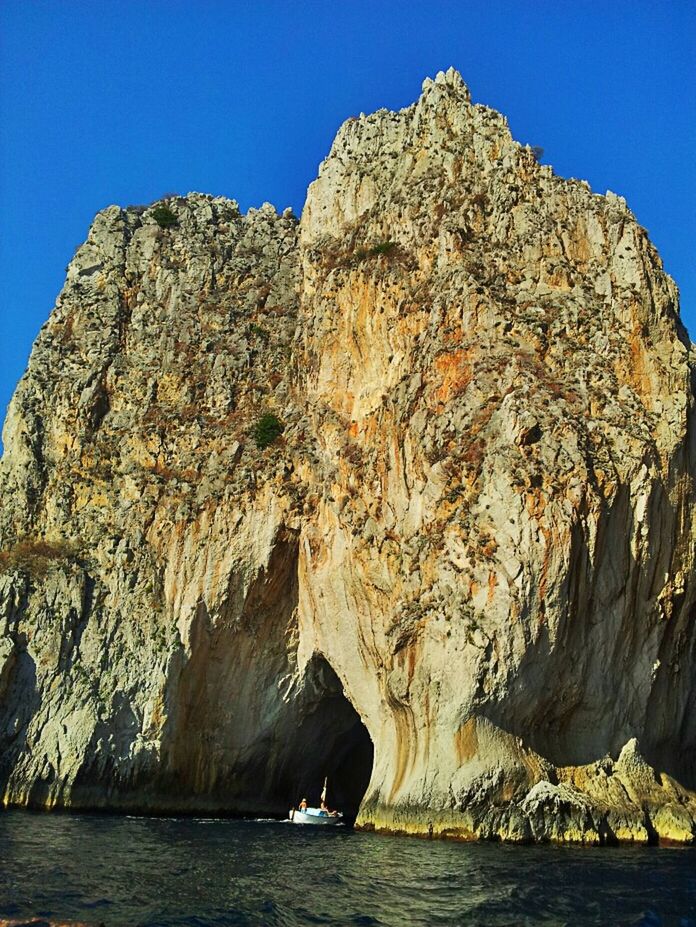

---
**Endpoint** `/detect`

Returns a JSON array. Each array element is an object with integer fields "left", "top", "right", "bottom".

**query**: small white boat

[
  {"left": 290, "top": 777, "right": 342, "bottom": 825},
  {"left": 289, "top": 807, "right": 343, "bottom": 825}
]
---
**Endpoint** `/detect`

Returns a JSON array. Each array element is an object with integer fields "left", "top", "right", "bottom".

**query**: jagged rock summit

[{"left": 1, "top": 70, "right": 695, "bottom": 843}]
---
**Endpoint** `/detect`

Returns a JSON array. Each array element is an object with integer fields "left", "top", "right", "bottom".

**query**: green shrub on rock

[
  {"left": 248, "top": 323, "right": 270, "bottom": 342},
  {"left": 252, "top": 412, "right": 283, "bottom": 449},
  {"left": 355, "top": 241, "right": 396, "bottom": 261},
  {"left": 152, "top": 204, "right": 178, "bottom": 229}
]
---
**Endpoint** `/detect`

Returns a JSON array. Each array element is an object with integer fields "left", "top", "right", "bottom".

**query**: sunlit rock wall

[
  {"left": 296, "top": 68, "right": 696, "bottom": 841},
  {"left": 1, "top": 70, "right": 695, "bottom": 842},
  {"left": 0, "top": 197, "right": 311, "bottom": 812}
]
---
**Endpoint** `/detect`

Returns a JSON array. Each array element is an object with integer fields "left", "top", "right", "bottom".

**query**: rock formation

[{"left": 1, "top": 68, "right": 695, "bottom": 843}]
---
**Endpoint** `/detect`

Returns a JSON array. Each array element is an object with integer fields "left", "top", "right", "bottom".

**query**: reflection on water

[{"left": 1, "top": 810, "right": 695, "bottom": 926}]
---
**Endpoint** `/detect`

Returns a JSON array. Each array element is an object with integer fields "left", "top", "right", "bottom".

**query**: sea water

[{"left": 1, "top": 810, "right": 695, "bottom": 926}]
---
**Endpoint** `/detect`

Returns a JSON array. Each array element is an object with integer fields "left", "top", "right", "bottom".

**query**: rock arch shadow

[
  {"left": 276, "top": 654, "right": 373, "bottom": 825},
  {"left": 0, "top": 640, "right": 40, "bottom": 803}
]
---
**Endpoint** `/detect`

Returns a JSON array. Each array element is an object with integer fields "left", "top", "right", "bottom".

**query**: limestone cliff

[{"left": 1, "top": 69, "right": 695, "bottom": 843}]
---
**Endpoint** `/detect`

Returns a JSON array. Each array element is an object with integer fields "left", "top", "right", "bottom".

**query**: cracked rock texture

[{"left": 1, "top": 68, "right": 696, "bottom": 843}]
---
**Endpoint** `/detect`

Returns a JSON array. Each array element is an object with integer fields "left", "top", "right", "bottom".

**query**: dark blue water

[{"left": 1, "top": 811, "right": 695, "bottom": 926}]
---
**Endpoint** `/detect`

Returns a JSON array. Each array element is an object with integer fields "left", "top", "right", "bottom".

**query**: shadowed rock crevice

[
  {"left": 479, "top": 483, "right": 642, "bottom": 767},
  {"left": 0, "top": 643, "right": 40, "bottom": 796},
  {"left": 157, "top": 527, "right": 303, "bottom": 811},
  {"left": 65, "top": 526, "right": 304, "bottom": 813}
]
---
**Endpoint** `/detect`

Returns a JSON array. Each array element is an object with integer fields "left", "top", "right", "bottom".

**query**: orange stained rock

[
  {"left": 444, "top": 323, "right": 464, "bottom": 344},
  {"left": 525, "top": 488, "right": 547, "bottom": 521},
  {"left": 567, "top": 228, "right": 592, "bottom": 265},
  {"left": 622, "top": 319, "right": 654, "bottom": 411},
  {"left": 386, "top": 701, "right": 418, "bottom": 802},
  {"left": 454, "top": 717, "right": 479, "bottom": 764},
  {"left": 537, "top": 522, "right": 557, "bottom": 604},
  {"left": 433, "top": 347, "right": 474, "bottom": 404},
  {"left": 407, "top": 641, "right": 418, "bottom": 685},
  {"left": 487, "top": 569, "right": 497, "bottom": 604}
]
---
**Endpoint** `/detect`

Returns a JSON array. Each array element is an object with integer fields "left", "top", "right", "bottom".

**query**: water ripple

[{"left": 1, "top": 812, "right": 695, "bottom": 926}]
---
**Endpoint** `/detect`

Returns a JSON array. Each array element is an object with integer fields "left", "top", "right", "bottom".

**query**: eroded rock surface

[{"left": 1, "top": 69, "right": 695, "bottom": 842}]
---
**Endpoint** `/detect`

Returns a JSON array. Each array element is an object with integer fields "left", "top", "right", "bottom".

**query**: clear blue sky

[{"left": 1, "top": 1, "right": 694, "bottom": 433}]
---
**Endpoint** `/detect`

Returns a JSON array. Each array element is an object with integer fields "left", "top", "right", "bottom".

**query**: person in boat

[{"left": 299, "top": 797, "right": 308, "bottom": 811}]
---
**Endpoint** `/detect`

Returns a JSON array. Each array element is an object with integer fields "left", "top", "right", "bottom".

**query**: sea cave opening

[{"left": 278, "top": 654, "right": 374, "bottom": 825}]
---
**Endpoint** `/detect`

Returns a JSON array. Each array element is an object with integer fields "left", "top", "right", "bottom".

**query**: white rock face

[{"left": 1, "top": 73, "right": 695, "bottom": 842}]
